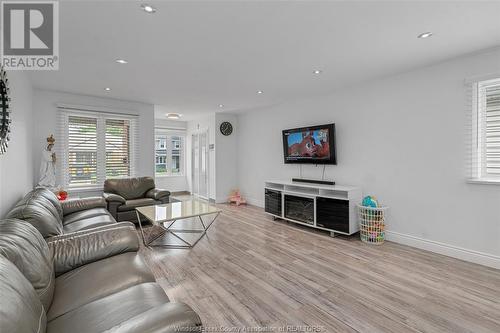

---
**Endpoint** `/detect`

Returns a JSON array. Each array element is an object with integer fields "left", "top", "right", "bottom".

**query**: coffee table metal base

[{"left": 137, "top": 211, "right": 220, "bottom": 248}]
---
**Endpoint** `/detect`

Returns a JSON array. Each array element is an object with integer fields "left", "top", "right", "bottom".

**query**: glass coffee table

[{"left": 136, "top": 199, "right": 222, "bottom": 248}]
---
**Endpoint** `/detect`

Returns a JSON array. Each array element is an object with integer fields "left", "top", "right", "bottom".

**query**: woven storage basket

[{"left": 357, "top": 204, "right": 388, "bottom": 245}]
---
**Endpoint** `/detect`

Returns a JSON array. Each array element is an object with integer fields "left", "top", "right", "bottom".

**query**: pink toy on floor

[{"left": 228, "top": 189, "right": 247, "bottom": 206}]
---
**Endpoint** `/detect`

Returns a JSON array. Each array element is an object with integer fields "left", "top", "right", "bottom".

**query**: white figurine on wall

[{"left": 37, "top": 134, "right": 57, "bottom": 188}]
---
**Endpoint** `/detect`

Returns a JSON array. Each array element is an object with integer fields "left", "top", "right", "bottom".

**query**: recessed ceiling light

[
  {"left": 166, "top": 113, "right": 181, "bottom": 119},
  {"left": 104, "top": 87, "right": 111, "bottom": 91},
  {"left": 141, "top": 4, "right": 156, "bottom": 13},
  {"left": 313, "top": 70, "right": 322, "bottom": 74},
  {"left": 417, "top": 32, "right": 433, "bottom": 39},
  {"left": 257, "top": 90, "right": 263, "bottom": 94},
  {"left": 218, "top": 104, "right": 224, "bottom": 108},
  {"left": 115, "top": 59, "right": 128, "bottom": 64}
]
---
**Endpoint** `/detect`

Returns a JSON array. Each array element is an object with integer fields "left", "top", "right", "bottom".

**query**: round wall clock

[
  {"left": 0, "top": 67, "right": 11, "bottom": 155},
  {"left": 220, "top": 121, "right": 233, "bottom": 136}
]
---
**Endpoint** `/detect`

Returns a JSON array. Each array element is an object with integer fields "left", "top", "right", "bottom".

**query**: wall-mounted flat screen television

[{"left": 282, "top": 123, "right": 336, "bottom": 164}]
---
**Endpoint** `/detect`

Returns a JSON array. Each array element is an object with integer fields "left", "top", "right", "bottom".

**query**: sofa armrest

[
  {"left": 47, "top": 222, "right": 139, "bottom": 276},
  {"left": 103, "top": 192, "right": 126, "bottom": 204},
  {"left": 103, "top": 193, "right": 126, "bottom": 219},
  {"left": 146, "top": 188, "right": 171, "bottom": 202},
  {"left": 62, "top": 197, "right": 107, "bottom": 216}
]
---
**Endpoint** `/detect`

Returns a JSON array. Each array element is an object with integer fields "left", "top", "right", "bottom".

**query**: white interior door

[
  {"left": 191, "top": 130, "right": 209, "bottom": 199},
  {"left": 191, "top": 133, "right": 199, "bottom": 195},
  {"left": 198, "top": 131, "right": 208, "bottom": 199}
]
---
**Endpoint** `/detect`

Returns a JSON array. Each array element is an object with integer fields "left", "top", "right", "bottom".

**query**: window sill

[
  {"left": 467, "top": 178, "right": 500, "bottom": 185},
  {"left": 66, "top": 187, "right": 103, "bottom": 195},
  {"left": 155, "top": 174, "right": 185, "bottom": 178}
]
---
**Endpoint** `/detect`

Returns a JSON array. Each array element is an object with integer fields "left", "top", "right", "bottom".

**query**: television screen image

[{"left": 282, "top": 124, "right": 336, "bottom": 164}]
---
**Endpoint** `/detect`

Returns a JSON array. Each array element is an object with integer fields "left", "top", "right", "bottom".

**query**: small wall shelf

[{"left": 264, "top": 180, "right": 362, "bottom": 236}]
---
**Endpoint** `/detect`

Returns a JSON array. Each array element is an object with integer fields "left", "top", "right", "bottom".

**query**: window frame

[
  {"left": 469, "top": 77, "right": 500, "bottom": 184},
  {"left": 155, "top": 129, "right": 186, "bottom": 177},
  {"left": 58, "top": 109, "right": 138, "bottom": 189}
]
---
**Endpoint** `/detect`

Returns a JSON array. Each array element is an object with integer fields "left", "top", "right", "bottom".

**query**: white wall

[
  {"left": 154, "top": 118, "right": 189, "bottom": 192},
  {"left": 215, "top": 113, "right": 238, "bottom": 202},
  {"left": 236, "top": 48, "right": 500, "bottom": 266},
  {"left": 156, "top": 176, "right": 188, "bottom": 193},
  {"left": 32, "top": 89, "right": 155, "bottom": 196},
  {"left": 0, "top": 72, "right": 34, "bottom": 217},
  {"left": 155, "top": 119, "right": 188, "bottom": 129}
]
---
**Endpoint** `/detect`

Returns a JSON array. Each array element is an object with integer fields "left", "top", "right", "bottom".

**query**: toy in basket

[
  {"left": 227, "top": 189, "right": 247, "bottom": 206},
  {"left": 358, "top": 196, "right": 388, "bottom": 245}
]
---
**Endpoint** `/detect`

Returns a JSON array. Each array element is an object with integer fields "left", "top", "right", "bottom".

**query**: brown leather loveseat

[{"left": 103, "top": 177, "right": 170, "bottom": 222}]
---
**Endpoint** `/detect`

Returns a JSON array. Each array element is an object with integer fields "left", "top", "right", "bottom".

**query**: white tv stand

[{"left": 264, "top": 180, "right": 362, "bottom": 236}]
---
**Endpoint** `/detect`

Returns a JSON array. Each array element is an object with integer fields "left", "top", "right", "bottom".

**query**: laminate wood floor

[{"left": 140, "top": 202, "right": 500, "bottom": 333}]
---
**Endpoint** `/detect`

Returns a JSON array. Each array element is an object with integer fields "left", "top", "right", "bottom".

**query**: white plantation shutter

[
  {"left": 106, "top": 119, "right": 131, "bottom": 178},
  {"left": 467, "top": 77, "right": 500, "bottom": 181},
  {"left": 481, "top": 80, "right": 500, "bottom": 175},
  {"left": 58, "top": 106, "right": 138, "bottom": 188},
  {"left": 67, "top": 115, "right": 98, "bottom": 186}
]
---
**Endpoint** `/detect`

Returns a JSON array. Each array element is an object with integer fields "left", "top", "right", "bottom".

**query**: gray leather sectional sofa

[
  {"left": 6, "top": 187, "right": 115, "bottom": 238},
  {"left": 0, "top": 187, "right": 202, "bottom": 333}
]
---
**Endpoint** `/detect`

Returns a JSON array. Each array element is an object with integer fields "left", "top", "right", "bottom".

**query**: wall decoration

[
  {"left": 220, "top": 121, "right": 233, "bottom": 136},
  {"left": 37, "top": 134, "right": 57, "bottom": 188},
  {"left": 0, "top": 67, "right": 11, "bottom": 154}
]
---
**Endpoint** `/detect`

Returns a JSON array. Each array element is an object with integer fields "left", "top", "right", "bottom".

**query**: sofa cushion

[
  {"left": 47, "top": 252, "right": 155, "bottom": 321},
  {"left": 61, "top": 197, "right": 107, "bottom": 216},
  {"left": 34, "top": 187, "right": 64, "bottom": 221},
  {"left": 62, "top": 215, "right": 116, "bottom": 234},
  {"left": 28, "top": 190, "right": 63, "bottom": 224},
  {"left": 0, "top": 219, "right": 55, "bottom": 310},
  {"left": 47, "top": 222, "right": 140, "bottom": 277},
  {"left": 0, "top": 255, "right": 47, "bottom": 333},
  {"left": 6, "top": 192, "right": 63, "bottom": 237},
  {"left": 103, "top": 302, "right": 202, "bottom": 333},
  {"left": 118, "top": 198, "right": 156, "bottom": 212},
  {"left": 63, "top": 208, "right": 111, "bottom": 226},
  {"left": 47, "top": 283, "right": 170, "bottom": 333},
  {"left": 116, "top": 209, "right": 150, "bottom": 224},
  {"left": 104, "top": 177, "right": 156, "bottom": 200}
]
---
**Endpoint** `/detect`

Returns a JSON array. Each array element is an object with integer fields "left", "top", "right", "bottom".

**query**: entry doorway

[{"left": 191, "top": 129, "right": 209, "bottom": 199}]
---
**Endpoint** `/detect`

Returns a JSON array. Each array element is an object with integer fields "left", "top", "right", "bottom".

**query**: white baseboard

[
  {"left": 386, "top": 231, "right": 500, "bottom": 269},
  {"left": 246, "top": 197, "right": 264, "bottom": 208}
]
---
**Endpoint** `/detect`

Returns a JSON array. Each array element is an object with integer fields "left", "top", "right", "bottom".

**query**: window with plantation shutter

[
  {"left": 467, "top": 77, "right": 500, "bottom": 183},
  {"left": 482, "top": 80, "right": 500, "bottom": 176},
  {"left": 68, "top": 116, "right": 98, "bottom": 186},
  {"left": 106, "top": 119, "right": 131, "bottom": 178},
  {"left": 58, "top": 107, "right": 138, "bottom": 188}
]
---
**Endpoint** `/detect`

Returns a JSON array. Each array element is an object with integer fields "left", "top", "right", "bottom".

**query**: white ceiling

[{"left": 29, "top": 1, "right": 500, "bottom": 120}]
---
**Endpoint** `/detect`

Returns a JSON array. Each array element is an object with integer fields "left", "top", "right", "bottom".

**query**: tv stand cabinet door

[
  {"left": 265, "top": 189, "right": 282, "bottom": 216},
  {"left": 316, "top": 197, "right": 350, "bottom": 233}
]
